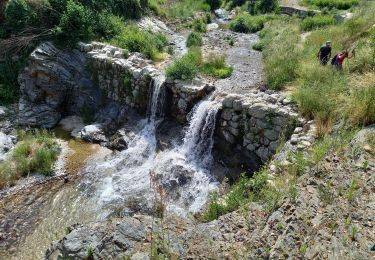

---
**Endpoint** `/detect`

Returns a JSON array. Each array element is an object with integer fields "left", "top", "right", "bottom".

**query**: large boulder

[{"left": 18, "top": 42, "right": 102, "bottom": 128}]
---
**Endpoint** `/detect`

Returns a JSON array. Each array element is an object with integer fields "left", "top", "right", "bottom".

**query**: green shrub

[
  {"left": 186, "top": 32, "right": 203, "bottom": 48},
  {"left": 166, "top": 48, "right": 202, "bottom": 80},
  {"left": 301, "top": 15, "right": 336, "bottom": 31},
  {"left": 93, "top": 12, "right": 125, "bottom": 40},
  {"left": 110, "top": 25, "right": 168, "bottom": 60},
  {"left": 191, "top": 18, "right": 207, "bottom": 33},
  {"left": 203, "top": 169, "right": 272, "bottom": 221},
  {"left": 205, "top": 0, "right": 221, "bottom": 10},
  {"left": 256, "top": 0, "right": 279, "bottom": 14},
  {"left": 0, "top": 131, "right": 60, "bottom": 189},
  {"left": 201, "top": 54, "right": 233, "bottom": 78},
  {"left": 55, "top": 0, "right": 95, "bottom": 47},
  {"left": 224, "top": 0, "right": 246, "bottom": 8},
  {"left": 229, "top": 14, "right": 269, "bottom": 33},
  {"left": 4, "top": 0, "right": 33, "bottom": 32}
]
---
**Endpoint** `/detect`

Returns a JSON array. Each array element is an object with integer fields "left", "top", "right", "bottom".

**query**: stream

[{"left": 0, "top": 17, "right": 263, "bottom": 259}]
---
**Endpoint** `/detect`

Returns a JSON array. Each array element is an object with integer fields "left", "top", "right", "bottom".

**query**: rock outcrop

[
  {"left": 166, "top": 79, "right": 215, "bottom": 122},
  {"left": 18, "top": 42, "right": 102, "bottom": 128},
  {"left": 18, "top": 42, "right": 214, "bottom": 129}
]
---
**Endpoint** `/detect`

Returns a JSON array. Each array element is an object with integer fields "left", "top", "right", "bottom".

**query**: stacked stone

[
  {"left": 269, "top": 120, "right": 317, "bottom": 175},
  {"left": 166, "top": 79, "right": 215, "bottom": 122},
  {"left": 218, "top": 91, "right": 301, "bottom": 162},
  {"left": 81, "top": 42, "right": 159, "bottom": 114}
]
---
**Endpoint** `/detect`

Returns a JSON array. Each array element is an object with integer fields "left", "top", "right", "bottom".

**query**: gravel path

[{"left": 203, "top": 29, "right": 264, "bottom": 94}]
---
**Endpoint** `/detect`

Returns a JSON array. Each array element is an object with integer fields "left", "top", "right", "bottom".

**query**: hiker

[
  {"left": 332, "top": 49, "right": 355, "bottom": 70},
  {"left": 317, "top": 41, "right": 332, "bottom": 65}
]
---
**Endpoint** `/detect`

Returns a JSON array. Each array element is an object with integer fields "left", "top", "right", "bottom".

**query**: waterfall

[
  {"left": 180, "top": 99, "right": 220, "bottom": 169},
  {"left": 84, "top": 85, "right": 220, "bottom": 216},
  {"left": 148, "top": 74, "right": 166, "bottom": 123}
]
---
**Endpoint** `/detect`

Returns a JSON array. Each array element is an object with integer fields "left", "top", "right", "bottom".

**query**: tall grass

[
  {"left": 110, "top": 24, "right": 168, "bottom": 61},
  {"left": 258, "top": 0, "right": 375, "bottom": 134},
  {"left": 166, "top": 48, "right": 202, "bottom": 80},
  {"left": 304, "top": 0, "right": 359, "bottom": 10},
  {"left": 261, "top": 18, "right": 301, "bottom": 90},
  {"left": 341, "top": 73, "right": 375, "bottom": 127},
  {"left": 162, "top": 0, "right": 210, "bottom": 18},
  {"left": 0, "top": 130, "right": 60, "bottom": 189},
  {"left": 301, "top": 15, "right": 336, "bottom": 31},
  {"left": 201, "top": 53, "right": 233, "bottom": 78},
  {"left": 229, "top": 14, "right": 270, "bottom": 33}
]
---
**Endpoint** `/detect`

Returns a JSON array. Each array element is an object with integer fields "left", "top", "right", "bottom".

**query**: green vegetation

[
  {"left": 304, "top": 0, "right": 359, "bottom": 10},
  {"left": 190, "top": 17, "right": 208, "bottom": 33},
  {"left": 186, "top": 32, "right": 203, "bottom": 48},
  {"left": 257, "top": 0, "right": 375, "bottom": 134},
  {"left": 201, "top": 54, "right": 233, "bottom": 78},
  {"left": 301, "top": 15, "right": 336, "bottom": 31},
  {"left": 229, "top": 14, "right": 271, "bottom": 33},
  {"left": 262, "top": 18, "right": 301, "bottom": 90},
  {"left": 162, "top": 0, "right": 210, "bottom": 18},
  {"left": 0, "top": 130, "right": 60, "bottom": 189},
  {"left": 111, "top": 25, "right": 168, "bottom": 60},
  {"left": 0, "top": 0, "right": 169, "bottom": 104},
  {"left": 166, "top": 48, "right": 202, "bottom": 80},
  {"left": 203, "top": 127, "right": 357, "bottom": 221},
  {"left": 166, "top": 48, "right": 232, "bottom": 80}
]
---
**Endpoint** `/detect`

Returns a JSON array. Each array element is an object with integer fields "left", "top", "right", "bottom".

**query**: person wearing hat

[{"left": 317, "top": 41, "right": 332, "bottom": 66}]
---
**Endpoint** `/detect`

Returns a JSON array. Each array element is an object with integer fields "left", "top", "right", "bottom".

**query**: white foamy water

[{"left": 83, "top": 77, "right": 220, "bottom": 216}]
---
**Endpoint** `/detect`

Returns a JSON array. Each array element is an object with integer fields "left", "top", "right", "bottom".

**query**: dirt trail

[{"left": 202, "top": 29, "right": 264, "bottom": 94}]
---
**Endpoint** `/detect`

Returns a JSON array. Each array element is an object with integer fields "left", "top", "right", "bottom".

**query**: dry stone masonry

[
  {"left": 166, "top": 79, "right": 215, "bottom": 122},
  {"left": 217, "top": 91, "right": 301, "bottom": 164},
  {"left": 81, "top": 42, "right": 159, "bottom": 113}
]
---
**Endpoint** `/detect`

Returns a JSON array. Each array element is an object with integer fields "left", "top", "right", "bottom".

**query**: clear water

[{"left": 83, "top": 79, "right": 220, "bottom": 216}]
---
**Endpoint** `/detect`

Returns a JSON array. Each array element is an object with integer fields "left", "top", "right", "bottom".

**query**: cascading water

[
  {"left": 7, "top": 76, "right": 221, "bottom": 260},
  {"left": 84, "top": 82, "right": 220, "bottom": 216}
]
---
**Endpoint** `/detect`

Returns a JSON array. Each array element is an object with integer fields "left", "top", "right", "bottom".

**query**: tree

[
  {"left": 5, "top": 0, "right": 33, "bottom": 32},
  {"left": 205, "top": 0, "right": 221, "bottom": 10},
  {"left": 55, "top": 0, "right": 94, "bottom": 46},
  {"left": 256, "top": 0, "right": 278, "bottom": 13}
]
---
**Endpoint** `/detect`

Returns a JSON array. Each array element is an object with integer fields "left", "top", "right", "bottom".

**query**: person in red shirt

[{"left": 334, "top": 49, "right": 355, "bottom": 70}]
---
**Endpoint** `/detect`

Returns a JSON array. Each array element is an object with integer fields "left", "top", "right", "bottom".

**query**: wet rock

[
  {"left": 0, "top": 132, "right": 16, "bottom": 161},
  {"left": 0, "top": 106, "right": 7, "bottom": 120},
  {"left": 80, "top": 124, "right": 107, "bottom": 143},
  {"left": 18, "top": 42, "right": 102, "bottom": 128},
  {"left": 58, "top": 116, "right": 85, "bottom": 138}
]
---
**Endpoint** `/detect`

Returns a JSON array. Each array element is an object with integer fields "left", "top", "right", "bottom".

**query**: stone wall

[
  {"left": 216, "top": 91, "right": 301, "bottom": 167},
  {"left": 280, "top": 6, "right": 318, "bottom": 18},
  {"left": 165, "top": 79, "right": 215, "bottom": 122},
  {"left": 81, "top": 42, "right": 160, "bottom": 114}
]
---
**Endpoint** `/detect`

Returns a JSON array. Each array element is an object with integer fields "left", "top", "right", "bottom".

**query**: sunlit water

[{"left": 10, "top": 76, "right": 221, "bottom": 259}]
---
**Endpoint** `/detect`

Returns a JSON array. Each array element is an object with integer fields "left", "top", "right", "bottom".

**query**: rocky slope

[{"left": 45, "top": 125, "right": 375, "bottom": 259}]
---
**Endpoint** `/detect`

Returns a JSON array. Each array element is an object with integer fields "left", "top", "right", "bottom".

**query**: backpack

[{"left": 331, "top": 54, "right": 338, "bottom": 65}]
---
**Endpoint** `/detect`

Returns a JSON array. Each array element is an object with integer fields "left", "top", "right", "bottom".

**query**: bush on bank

[
  {"left": 0, "top": 130, "right": 60, "bottom": 190},
  {"left": 229, "top": 14, "right": 272, "bottom": 33}
]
